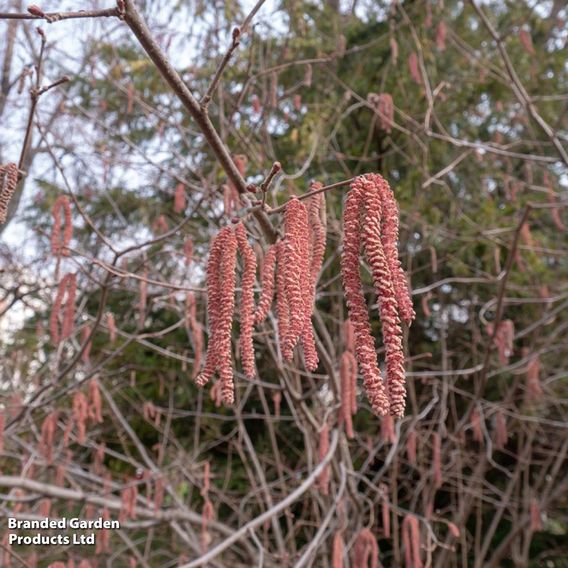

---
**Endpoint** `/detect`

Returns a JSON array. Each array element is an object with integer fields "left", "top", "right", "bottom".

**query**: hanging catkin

[
  {"left": 494, "top": 409, "right": 507, "bottom": 450},
  {"left": 40, "top": 411, "right": 58, "bottom": 464},
  {"left": 107, "top": 312, "right": 117, "bottom": 344},
  {"left": 174, "top": 182, "right": 186, "bottom": 213},
  {"left": 197, "top": 226, "right": 238, "bottom": 404},
  {"left": 235, "top": 222, "right": 257, "bottom": 378},
  {"left": 0, "top": 163, "right": 18, "bottom": 224},
  {"left": 186, "top": 292, "right": 203, "bottom": 379},
  {"left": 408, "top": 52, "right": 421, "bottom": 85},
  {"left": 282, "top": 197, "right": 311, "bottom": 360},
  {"left": 339, "top": 351, "right": 357, "bottom": 439},
  {"left": 317, "top": 423, "right": 330, "bottom": 495},
  {"left": 51, "top": 195, "right": 73, "bottom": 256},
  {"left": 432, "top": 432, "right": 442, "bottom": 489},
  {"left": 72, "top": 391, "right": 89, "bottom": 445},
  {"left": 402, "top": 515, "right": 422, "bottom": 568},
  {"left": 299, "top": 185, "right": 327, "bottom": 370},
  {"left": 88, "top": 379, "right": 103, "bottom": 424},
  {"left": 275, "top": 240, "right": 290, "bottom": 355},
  {"left": 254, "top": 243, "right": 277, "bottom": 324},
  {"left": 352, "top": 528, "right": 379, "bottom": 568},
  {"left": 332, "top": 531, "right": 345, "bottom": 568},
  {"left": 406, "top": 430, "right": 417, "bottom": 466},
  {"left": 374, "top": 174, "right": 415, "bottom": 326},
  {"left": 50, "top": 273, "right": 77, "bottom": 345},
  {"left": 363, "top": 180, "right": 406, "bottom": 417},
  {"left": 382, "top": 488, "right": 391, "bottom": 538}
]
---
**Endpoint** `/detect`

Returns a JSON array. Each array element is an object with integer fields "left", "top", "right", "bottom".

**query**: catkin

[
  {"left": 72, "top": 391, "right": 89, "bottom": 445},
  {"left": 402, "top": 515, "right": 422, "bottom": 568},
  {"left": 197, "top": 227, "right": 238, "bottom": 404},
  {"left": 235, "top": 222, "right": 257, "bottom": 379},
  {"left": 339, "top": 351, "right": 357, "bottom": 439},
  {"left": 352, "top": 528, "right": 379, "bottom": 568},
  {"left": 432, "top": 432, "right": 442, "bottom": 490},
  {"left": 406, "top": 430, "right": 417, "bottom": 466},
  {"left": 282, "top": 197, "right": 311, "bottom": 360},
  {"left": 436, "top": 21, "right": 447, "bottom": 51},
  {"left": 174, "top": 182, "right": 186, "bottom": 213},
  {"left": 51, "top": 195, "right": 73, "bottom": 256},
  {"left": 300, "top": 185, "right": 327, "bottom": 370},
  {"left": 0, "top": 163, "right": 18, "bottom": 224},
  {"left": 254, "top": 243, "right": 277, "bottom": 324},
  {"left": 408, "top": 52, "right": 421, "bottom": 85},
  {"left": 317, "top": 423, "right": 330, "bottom": 495},
  {"left": 332, "top": 531, "right": 345, "bottom": 568},
  {"left": 50, "top": 273, "right": 77, "bottom": 345},
  {"left": 494, "top": 409, "right": 508, "bottom": 450}
]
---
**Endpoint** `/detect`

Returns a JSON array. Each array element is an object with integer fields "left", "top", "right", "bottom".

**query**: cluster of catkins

[
  {"left": 341, "top": 173, "right": 415, "bottom": 418},
  {"left": 196, "top": 185, "right": 326, "bottom": 404},
  {"left": 198, "top": 174, "right": 413, "bottom": 418}
]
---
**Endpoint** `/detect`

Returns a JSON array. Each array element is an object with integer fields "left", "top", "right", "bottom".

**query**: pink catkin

[
  {"left": 72, "top": 391, "right": 89, "bottom": 444},
  {"left": 519, "top": 28, "right": 535, "bottom": 55},
  {"left": 107, "top": 312, "right": 117, "bottom": 344},
  {"left": 402, "top": 515, "right": 422, "bottom": 568},
  {"left": 432, "top": 432, "right": 442, "bottom": 490},
  {"left": 377, "top": 93, "right": 394, "bottom": 133},
  {"left": 381, "top": 414, "right": 396, "bottom": 444},
  {"left": 154, "top": 476, "right": 164, "bottom": 510},
  {"left": 408, "top": 52, "right": 421, "bottom": 85},
  {"left": 436, "top": 21, "right": 447, "bottom": 52},
  {"left": 0, "top": 163, "right": 18, "bottom": 224},
  {"left": 282, "top": 197, "right": 311, "bottom": 360},
  {"left": 525, "top": 353, "right": 543, "bottom": 401},
  {"left": 50, "top": 195, "right": 73, "bottom": 256},
  {"left": 197, "top": 227, "right": 237, "bottom": 405},
  {"left": 360, "top": 175, "right": 407, "bottom": 417},
  {"left": 40, "top": 412, "right": 58, "bottom": 464},
  {"left": 235, "top": 222, "right": 257, "bottom": 379},
  {"left": 201, "top": 498, "right": 215, "bottom": 552},
  {"left": 186, "top": 292, "right": 203, "bottom": 379},
  {"left": 301, "top": 186, "right": 327, "bottom": 370},
  {"left": 332, "top": 531, "right": 344, "bottom": 568},
  {"left": 341, "top": 181, "right": 390, "bottom": 416},
  {"left": 494, "top": 409, "right": 507, "bottom": 450},
  {"left": 353, "top": 528, "right": 379, "bottom": 568},
  {"left": 88, "top": 379, "right": 103, "bottom": 424},
  {"left": 317, "top": 423, "right": 330, "bottom": 495},
  {"left": 390, "top": 37, "right": 398, "bottom": 64},
  {"left": 174, "top": 183, "right": 186, "bottom": 213},
  {"left": 254, "top": 243, "right": 277, "bottom": 324},
  {"left": 339, "top": 351, "right": 357, "bottom": 439},
  {"left": 252, "top": 94, "right": 261, "bottom": 115},
  {"left": 276, "top": 240, "right": 290, "bottom": 356},
  {"left": 50, "top": 273, "right": 77, "bottom": 345},
  {"left": 272, "top": 391, "right": 282, "bottom": 417},
  {"left": 544, "top": 173, "right": 566, "bottom": 230},
  {"left": 382, "top": 492, "right": 391, "bottom": 538},
  {"left": 373, "top": 174, "right": 415, "bottom": 326},
  {"left": 470, "top": 407, "right": 483, "bottom": 443},
  {"left": 184, "top": 236, "right": 194, "bottom": 267},
  {"left": 530, "top": 498, "right": 542, "bottom": 531},
  {"left": 486, "top": 319, "right": 515, "bottom": 364}
]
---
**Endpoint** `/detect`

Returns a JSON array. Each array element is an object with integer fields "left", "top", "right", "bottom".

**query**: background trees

[{"left": 0, "top": 0, "right": 567, "bottom": 566}]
